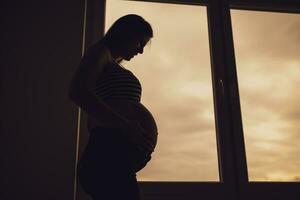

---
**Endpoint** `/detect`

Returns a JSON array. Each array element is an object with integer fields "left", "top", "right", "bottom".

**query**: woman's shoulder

[
  {"left": 86, "top": 41, "right": 111, "bottom": 59},
  {"left": 80, "top": 41, "right": 114, "bottom": 71}
]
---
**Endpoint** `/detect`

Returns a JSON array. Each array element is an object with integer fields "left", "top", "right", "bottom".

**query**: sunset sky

[{"left": 105, "top": 0, "right": 300, "bottom": 181}]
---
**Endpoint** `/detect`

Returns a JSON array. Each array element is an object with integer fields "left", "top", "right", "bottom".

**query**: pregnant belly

[{"left": 105, "top": 101, "right": 158, "bottom": 149}]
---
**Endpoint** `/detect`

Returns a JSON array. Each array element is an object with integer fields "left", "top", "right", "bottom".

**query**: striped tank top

[{"left": 92, "top": 62, "right": 142, "bottom": 102}]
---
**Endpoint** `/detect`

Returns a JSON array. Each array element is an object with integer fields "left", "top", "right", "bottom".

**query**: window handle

[{"left": 219, "top": 79, "right": 225, "bottom": 96}]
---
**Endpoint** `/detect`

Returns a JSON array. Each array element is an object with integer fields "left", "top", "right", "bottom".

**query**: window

[
  {"left": 106, "top": 0, "right": 219, "bottom": 182},
  {"left": 231, "top": 10, "right": 300, "bottom": 182},
  {"left": 77, "top": 1, "right": 300, "bottom": 200}
]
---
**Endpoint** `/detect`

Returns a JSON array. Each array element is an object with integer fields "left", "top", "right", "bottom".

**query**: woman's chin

[{"left": 124, "top": 55, "right": 134, "bottom": 61}]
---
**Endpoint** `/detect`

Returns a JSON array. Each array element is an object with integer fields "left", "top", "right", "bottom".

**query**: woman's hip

[{"left": 79, "top": 126, "right": 151, "bottom": 172}]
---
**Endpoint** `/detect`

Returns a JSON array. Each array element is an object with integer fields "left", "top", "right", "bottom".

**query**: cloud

[
  {"left": 293, "top": 176, "right": 300, "bottom": 181},
  {"left": 232, "top": 10, "right": 300, "bottom": 63}
]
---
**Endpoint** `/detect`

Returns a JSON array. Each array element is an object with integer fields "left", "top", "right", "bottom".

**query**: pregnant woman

[{"left": 69, "top": 14, "right": 158, "bottom": 200}]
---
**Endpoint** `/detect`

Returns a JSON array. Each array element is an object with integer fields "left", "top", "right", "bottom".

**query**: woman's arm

[
  {"left": 68, "top": 44, "right": 129, "bottom": 129},
  {"left": 68, "top": 43, "right": 154, "bottom": 152}
]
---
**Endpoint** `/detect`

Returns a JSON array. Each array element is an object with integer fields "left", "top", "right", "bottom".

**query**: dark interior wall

[{"left": 1, "top": 1, "right": 84, "bottom": 199}]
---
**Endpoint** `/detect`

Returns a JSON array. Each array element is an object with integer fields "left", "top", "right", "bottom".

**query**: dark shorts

[{"left": 77, "top": 127, "right": 151, "bottom": 200}]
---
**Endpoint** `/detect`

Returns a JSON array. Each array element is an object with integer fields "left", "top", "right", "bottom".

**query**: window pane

[
  {"left": 231, "top": 10, "right": 300, "bottom": 181},
  {"left": 106, "top": 0, "right": 219, "bottom": 181}
]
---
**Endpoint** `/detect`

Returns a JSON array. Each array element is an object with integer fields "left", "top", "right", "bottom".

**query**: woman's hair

[{"left": 101, "top": 14, "right": 153, "bottom": 49}]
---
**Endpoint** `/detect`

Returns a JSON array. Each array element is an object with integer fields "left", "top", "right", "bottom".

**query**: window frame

[{"left": 76, "top": 0, "right": 300, "bottom": 199}]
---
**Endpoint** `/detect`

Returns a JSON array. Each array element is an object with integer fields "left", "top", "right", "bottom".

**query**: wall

[{"left": 1, "top": 1, "right": 84, "bottom": 199}]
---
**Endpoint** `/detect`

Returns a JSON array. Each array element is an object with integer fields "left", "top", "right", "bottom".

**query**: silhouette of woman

[{"left": 69, "top": 14, "right": 158, "bottom": 200}]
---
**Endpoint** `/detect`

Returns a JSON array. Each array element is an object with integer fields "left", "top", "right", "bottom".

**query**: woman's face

[{"left": 121, "top": 36, "right": 151, "bottom": 61}]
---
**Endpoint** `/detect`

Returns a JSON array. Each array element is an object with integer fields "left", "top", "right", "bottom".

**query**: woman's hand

[{"left": 124, "top": 120, "right": 155, "bottom": 153}]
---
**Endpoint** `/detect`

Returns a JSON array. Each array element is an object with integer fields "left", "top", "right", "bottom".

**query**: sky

[{"left": 105, "top": 0, "right": 300, "bottom": 182}]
